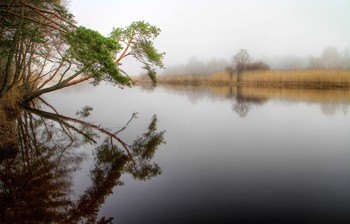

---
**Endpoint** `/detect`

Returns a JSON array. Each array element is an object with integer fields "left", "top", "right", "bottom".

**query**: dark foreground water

[{"left": 2, "top": 84, "right": 350, "bottom": 223}]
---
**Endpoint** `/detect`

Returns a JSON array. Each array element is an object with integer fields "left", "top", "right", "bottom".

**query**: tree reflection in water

[
  {"left": 0, "top": 100, "right": 165, "bottom": 224},
  {"left": 232, "top": 86, "right": 266, "bottom": 118}
]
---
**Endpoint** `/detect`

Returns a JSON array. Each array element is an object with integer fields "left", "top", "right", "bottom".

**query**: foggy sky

[{"left": 69, "top": 0, "right": 350, "bottom": 74}]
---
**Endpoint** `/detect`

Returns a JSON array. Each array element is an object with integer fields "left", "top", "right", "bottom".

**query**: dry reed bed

[
  {"left": 154, "top": 69, "right": 350, "bottom": 89},
  {"left": 0, "top": 88, "right": 22, "bottom": 153},
  {"left": 212, "top": 69, "right": 350, "bottom": 82}
]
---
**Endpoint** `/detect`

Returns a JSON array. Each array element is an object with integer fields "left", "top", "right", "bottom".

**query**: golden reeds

[
  {"left": 151, "top": 69, "right": 350, "bottom": 88},
  {"left": 239, "top": 69, "right": 350, "bottom": 83},
  {"left": 0, "top": 88, "right": 22, "bottom": 153}
]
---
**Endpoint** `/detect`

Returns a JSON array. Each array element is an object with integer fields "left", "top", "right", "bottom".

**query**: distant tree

[
  {"left": 225, "top": 65, "right": 235, "bottom": 85},
  {"left": 307, "top": 47, "right": 350, "bottom": 69},
  {"left": 187, "top": 57, "right": 205, "bottom": 75},
  {"left": 308, "top": 56, "right": 322, "bottom": 69},
  {"left": 321, "top": 46, "right": 341, "bottom": 69},
  {"left": 245, "top": 61, "right": 270, "bottom": 71},
  {"left": 163, "top": 57, "right": 229, "bottom": 76},
  {"left": 229, "top": 49, "right": 269, "bottom": 84},
  {"left": 232, "top": 49, "right": 252, "bottom": 83},
  {"left": 342, "top": 48, "right": 350, "bottom": 69}
]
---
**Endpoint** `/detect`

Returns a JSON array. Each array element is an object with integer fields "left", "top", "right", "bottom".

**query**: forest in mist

[{"left": 162, "top": 46, "right": 350, "bottom": 76}]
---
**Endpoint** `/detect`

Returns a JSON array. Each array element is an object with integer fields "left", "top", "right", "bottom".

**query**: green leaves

[
  {"left": 111, "top": 21, "right": 165, "bottom": 83},
  {"left": 66, "top": 22, "right": 165, "bottom": 85},
  {"left": 111, "top": 21, "right": 161, "bottom": 42},
  {"left": 76, "top": 106, "right": 93, "bottom": 118},
  {"left": 139, "top": 40, "right": 165, "bottom": 67},
  {"left": 131, "top": 115, "right": 165, "bottom": 161},
  {"left": 66, "top": 27, "right": 130, "bottom": 85}
]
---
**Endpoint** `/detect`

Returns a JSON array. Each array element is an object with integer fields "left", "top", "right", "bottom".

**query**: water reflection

[
  {"left": 158, "top": 84, "right": 350, "bottom": 116},
  {"left": 233, "top": 86, "right": 266, "bottom": 117},
  {"left": 0, "top": 101, "right": 165, "bottom": 223}
]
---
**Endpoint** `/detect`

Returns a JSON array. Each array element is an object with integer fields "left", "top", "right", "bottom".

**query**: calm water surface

[{"left": 27, "top": 85, "right": 350, "bottom": 223}]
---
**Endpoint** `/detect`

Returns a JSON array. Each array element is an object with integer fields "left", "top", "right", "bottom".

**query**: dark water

[{"left": 2, "top": 84, "right": 350, "bottom": 223}]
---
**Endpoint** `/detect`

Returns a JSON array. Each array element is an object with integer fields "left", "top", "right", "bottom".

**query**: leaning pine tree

[{"left": 0, "top": 0, "right": 165, "bottom": 103}]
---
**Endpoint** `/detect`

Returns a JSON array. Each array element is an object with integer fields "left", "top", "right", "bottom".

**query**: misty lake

[{"left": 3, "top": 84, "right": 350, "bottom": 223}]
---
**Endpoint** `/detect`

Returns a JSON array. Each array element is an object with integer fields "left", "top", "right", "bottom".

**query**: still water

[{"left": 2, "top": 84, "right": 350, "bottom": 223}]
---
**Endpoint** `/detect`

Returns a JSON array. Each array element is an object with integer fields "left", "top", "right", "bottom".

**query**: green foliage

[
  {"left": 144, "top": 66, "right": 157, "bottom": 84},
  {"left": 139, "top": 40, "right": 164, "bottom": 67},
  {"left": 110, "top": 21, "right": 161, "bottom": 43},
  {"left": 110, "top": 21, "right": 165, "bottom": 82},
  {"left": 95, "top": 141, "right": 126, "bottom": 166},
  {"left": 131, "top": 115, "right": 165, "bottom": 160},
  {"left": 125, "top": 115, "right": 165, "bottom": 180},
  {"left": 66, "top": 27, "right": 130, "bottom": 85},
  {"left": 76, "top": 106, "right": 93, "bottom": 118}
]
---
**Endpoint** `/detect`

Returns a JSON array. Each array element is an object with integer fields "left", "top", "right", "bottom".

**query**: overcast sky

[{"left": 69, "top": 0, "right": 350, "bottom": 73}]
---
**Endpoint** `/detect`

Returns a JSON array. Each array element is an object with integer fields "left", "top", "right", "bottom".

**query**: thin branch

[
  {"left": 31, "top": 7, "right": 70, "bottom": 32},
  {"left": 38, "top": 97, "right": 60, "bottom": 114},
  {"left": 64, "top": 75, "right": 93, "bottom": 87},
  {"left": 0, "top": 9, "right": 68, "bottom": 33},
  {"left": 37, "top": 109, "right": 96, "bottom": 144},
  {"left": 21, "top": 1, "right": 78, "bottom": 29},
  {"left": 114, "top": 112, "right": 138, "bottom": 135},
  {"left": 115, "top": 33, "right": 135, "bottom": 63},
  {"left": 23, "top": 106, "right": 135, "bottom": 161},
  {"left": 37, "top": 59, "right": 66, "bottom": 89},
  {"left": 24, "top": 69, "right": 85, "bottom": 102},
  {"left": 120, "top": 68, "right": 135, "bottom": 85}
]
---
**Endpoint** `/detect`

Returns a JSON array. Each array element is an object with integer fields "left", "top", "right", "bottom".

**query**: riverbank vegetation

[
  {"left": 149, "top": 48, "right": 350, "bottom": 89},
  {"left": 211, "top": 69, "right": 350, "bottom": 87},
  {"left": 137, "top": 69, "right": 350, "bottom": 89}
]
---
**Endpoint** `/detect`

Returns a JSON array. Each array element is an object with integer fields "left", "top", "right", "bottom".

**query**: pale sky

[{"left": 69, "top": 0, "right": 350, "bottom": 73}]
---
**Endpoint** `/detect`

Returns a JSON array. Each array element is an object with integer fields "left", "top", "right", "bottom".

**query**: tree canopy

[{"left": 0, "top": 0, "right": 165, "bottom": 102}]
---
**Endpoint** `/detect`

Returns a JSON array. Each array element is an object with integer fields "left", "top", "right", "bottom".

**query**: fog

[
  {"left": 69, "top": 0, "right": 350, "bottom": 74},
  {"left": 163, "top": 47, "right": 350, "bottom": 75}
]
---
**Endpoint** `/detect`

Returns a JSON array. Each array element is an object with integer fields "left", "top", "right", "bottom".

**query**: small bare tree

[
  {"left": 225, "top": 65, "right": 235, "bottom": 85},
  {"left": 232, "top": 49, "right": 252, "bottom": 83}
]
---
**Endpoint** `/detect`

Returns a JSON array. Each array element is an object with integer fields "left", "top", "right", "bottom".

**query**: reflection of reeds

[
  {"left": 240, "top": 87, "right": 350, "bottom": 103},
  {"left": 159, "top": 84, "right": 350, "bottom": 104}
]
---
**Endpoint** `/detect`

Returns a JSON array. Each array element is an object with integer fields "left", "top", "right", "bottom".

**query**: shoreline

[
  {"left": 152, "top": 80, "right": 350, "bottom": 89},
  {"left": 136, "top": 69, "right": 350, "bottom": 90}
]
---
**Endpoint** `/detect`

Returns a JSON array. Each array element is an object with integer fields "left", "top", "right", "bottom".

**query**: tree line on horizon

[{"left": 162, "top": 46, "right": 350, "bottom": 76}]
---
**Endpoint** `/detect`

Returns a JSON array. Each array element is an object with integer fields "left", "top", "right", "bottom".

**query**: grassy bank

[{"left": 139, "top": 69, "right": 350, "bottom": 89}]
